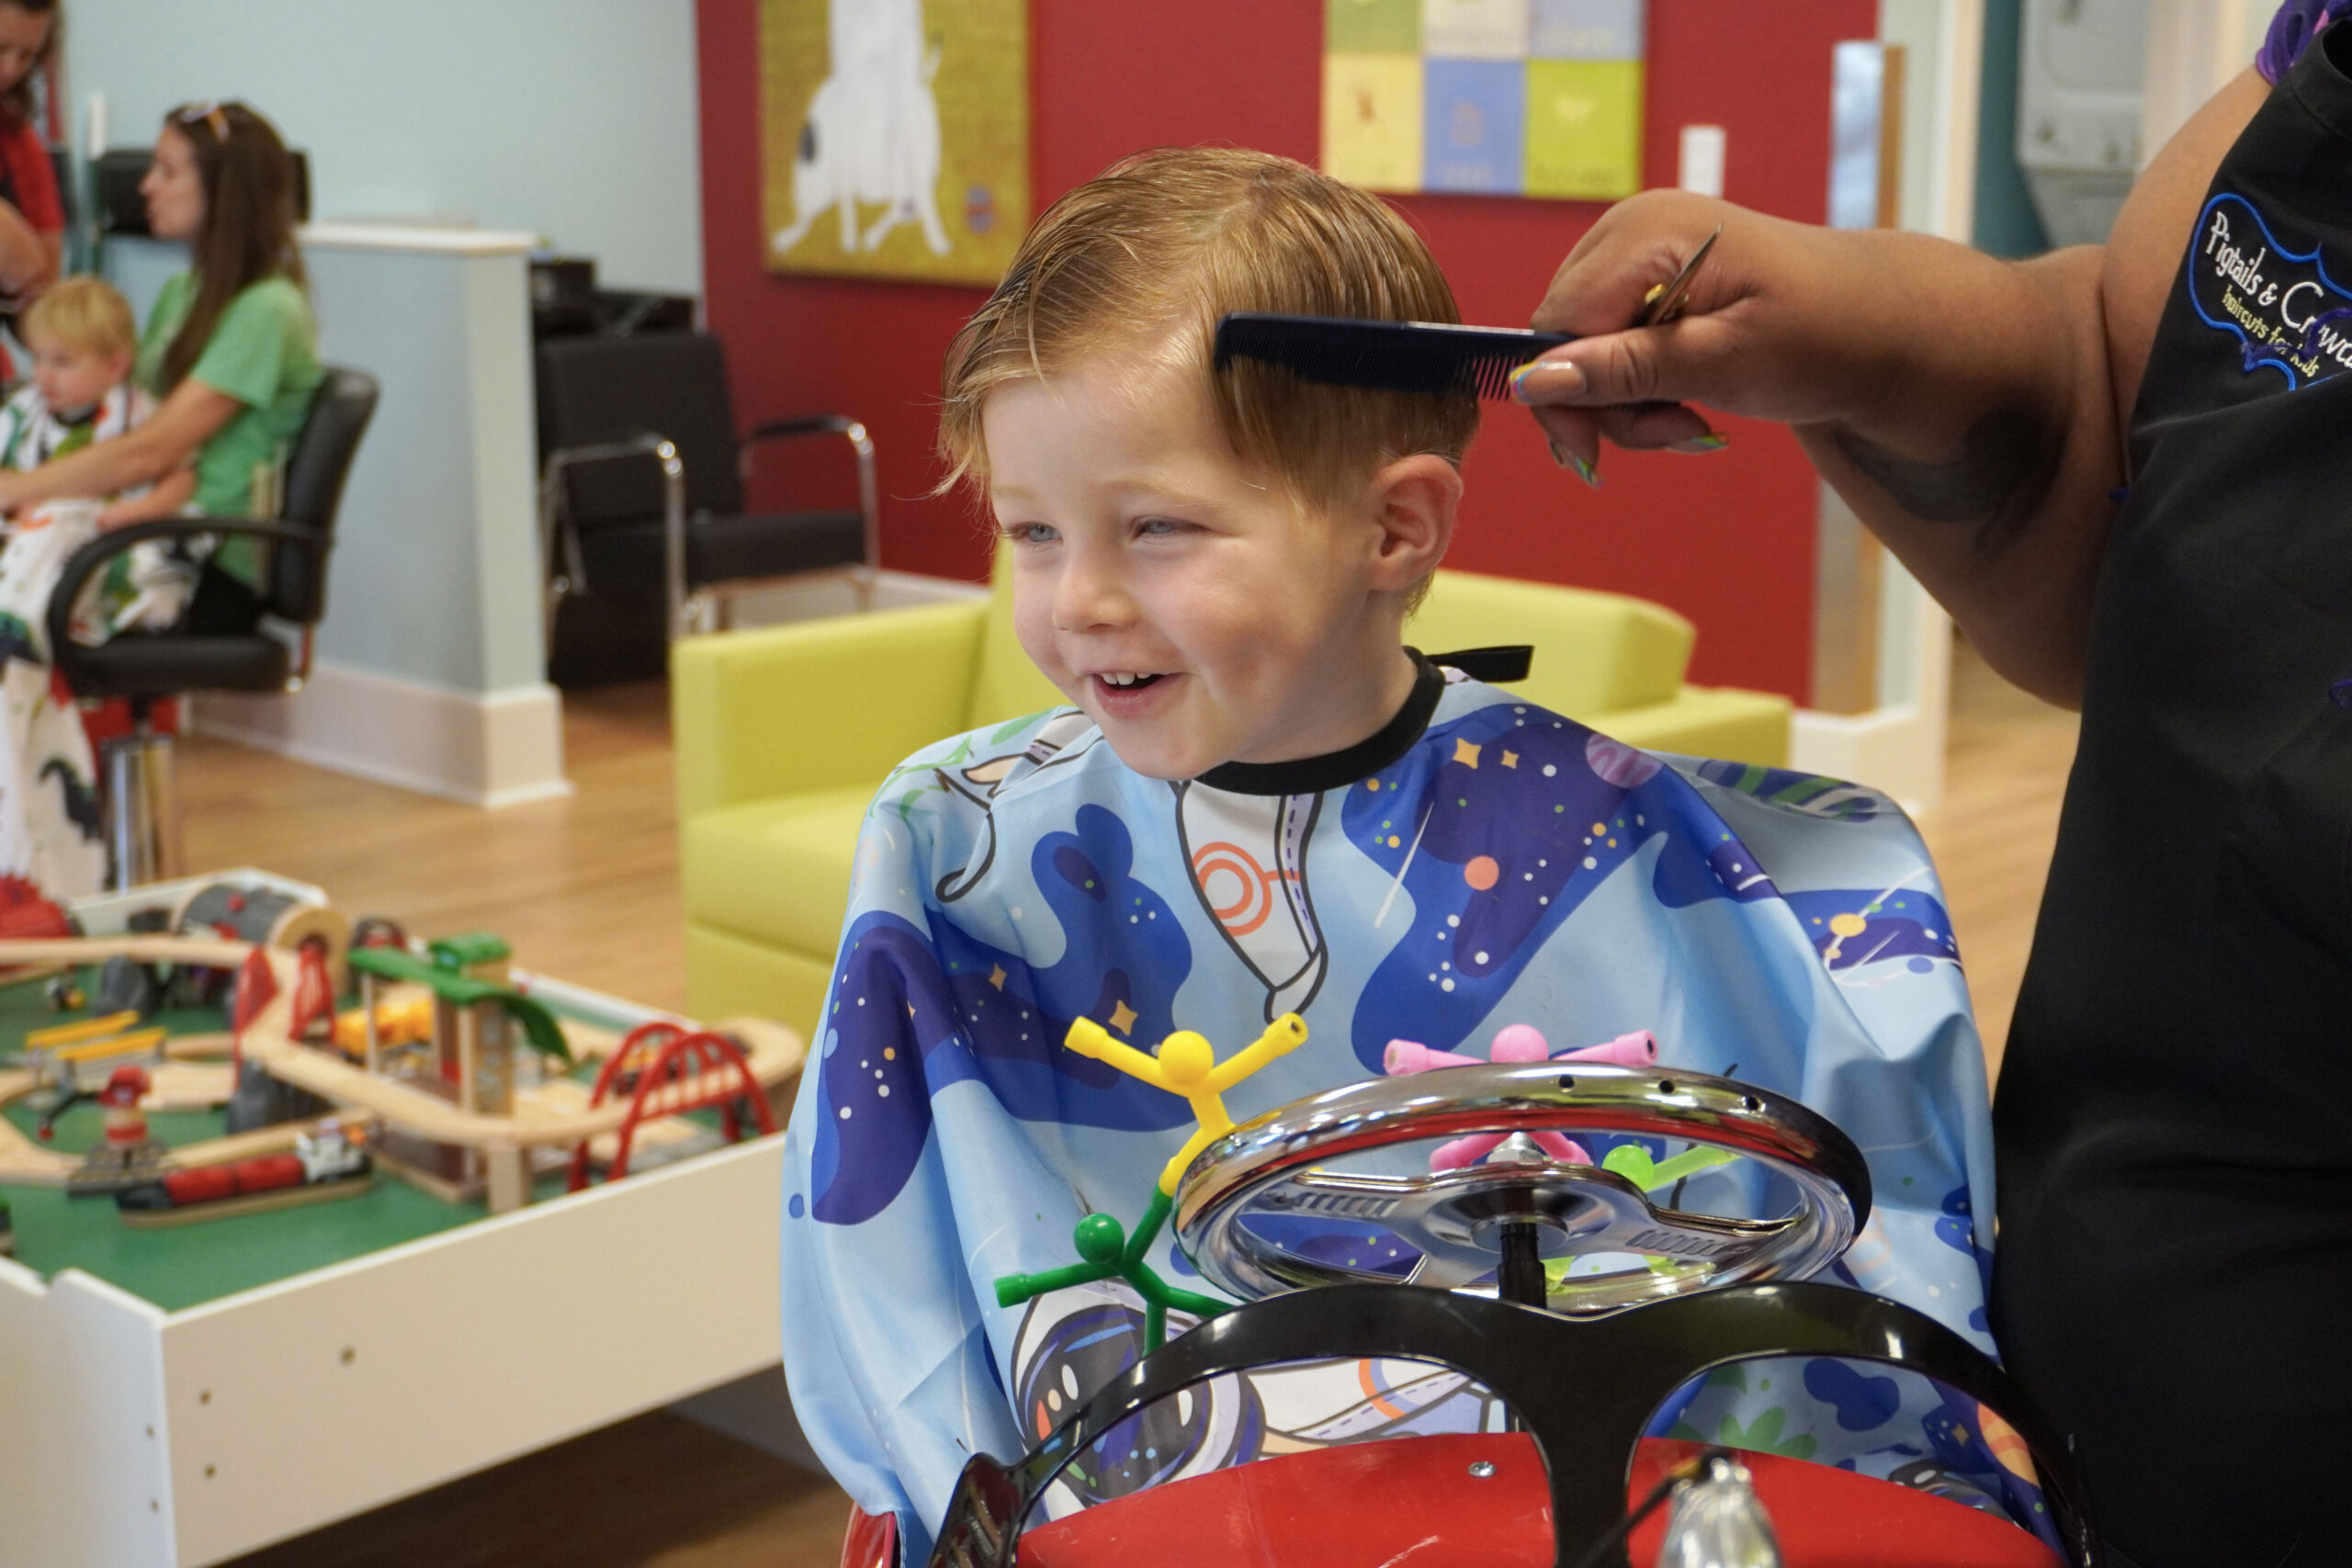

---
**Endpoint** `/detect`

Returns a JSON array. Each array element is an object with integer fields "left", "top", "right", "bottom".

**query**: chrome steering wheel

[{"left": 1172, "top": 1062, "right": 1870, "bottom": 1315}]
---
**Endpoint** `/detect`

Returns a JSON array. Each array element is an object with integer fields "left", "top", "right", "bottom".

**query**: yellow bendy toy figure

[{"left": 1064, "top": 1011, "right": 1309, "bottom": 1194}]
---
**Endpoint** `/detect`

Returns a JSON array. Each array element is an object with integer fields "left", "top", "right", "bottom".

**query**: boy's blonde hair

[
  {"left": 940, "top": 147, "right": 1480, "bottom": 516},
  {"left": 23, "top": 276, "right": 139, "bottom": 362}
]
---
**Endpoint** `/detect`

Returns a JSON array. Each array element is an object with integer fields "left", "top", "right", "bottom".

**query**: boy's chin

[
  {"left": 1092, "top": 728, "right": 1219, "bottom": 782},
  {"left": 1079, "top": 706, "right": 1227, "bottom": 780}
]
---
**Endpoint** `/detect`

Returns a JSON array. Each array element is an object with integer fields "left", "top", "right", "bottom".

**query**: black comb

[
  {"left": 1214, "top": 226, "right": 1722, "bottom": 402},
  {"left": 1213, "top": 314, "right": 1572, "bottom": 400}
]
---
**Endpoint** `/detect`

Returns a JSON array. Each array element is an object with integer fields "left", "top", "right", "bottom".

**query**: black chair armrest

[
  {"left": 541, "top": 433, "right": 682, "bottom": 479},
  {"left": 740, "top": 416, "right": 879, "bottom": 575},
  {"left": 538, "top": 434, "right": 691, "bottom": 636},
  {"left": 743, "top": 414, "right": 869, "bottom": 448},
  {"left": 45, "top": 517, "right": 329, "bottom": 664}
]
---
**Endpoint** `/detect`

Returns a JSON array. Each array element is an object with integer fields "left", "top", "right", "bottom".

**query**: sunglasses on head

[
  {"left": 929, "top": 1281, "right": 2098, "bottom": 1568},
  {"left": 174, "top": 101, "right": 231, "bottom": 143}
]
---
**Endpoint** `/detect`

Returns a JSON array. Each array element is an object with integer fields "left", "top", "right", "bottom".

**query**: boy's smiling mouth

[{"left": 1083, "top": 670, "right": 1180, "bottom": 717}]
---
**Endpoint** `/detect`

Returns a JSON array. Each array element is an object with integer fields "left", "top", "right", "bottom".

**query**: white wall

[
  {"left": 62, "top": 0, "right": 703, "bottom": 293},
  {"left": 2140, "top": 0, "right": 2275, "bottom": 163}
]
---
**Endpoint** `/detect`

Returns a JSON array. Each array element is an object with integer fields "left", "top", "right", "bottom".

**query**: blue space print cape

[{"left": 781, "top": 669, "right": 2048, "bottom": 1558}]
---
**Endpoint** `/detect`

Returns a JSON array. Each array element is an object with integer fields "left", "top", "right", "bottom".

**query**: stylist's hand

[{"left": 1517, "top": 190, "right": 1897, "bottom": 484}]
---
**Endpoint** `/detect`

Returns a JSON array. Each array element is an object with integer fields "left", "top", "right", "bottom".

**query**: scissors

[{"left": 1635, "top": 223, "right": 1723, "bottom": 328}]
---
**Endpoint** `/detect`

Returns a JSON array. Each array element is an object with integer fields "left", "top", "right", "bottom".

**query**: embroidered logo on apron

[{"left": 2190, "top": 191, "right": 2352, "bottom": 389}]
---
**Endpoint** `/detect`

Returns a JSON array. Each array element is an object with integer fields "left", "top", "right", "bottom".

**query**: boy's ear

[{"left": 1363, "top": 454, "right": 1460, "bottom": 592}]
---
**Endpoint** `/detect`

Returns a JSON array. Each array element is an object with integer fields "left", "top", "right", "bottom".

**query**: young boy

[
  {"left": 0, "top": 276, "right": 198, "bottom": 636},
  {"left": 782, "top": 151, "right": 2026, "bottom": 1556}
]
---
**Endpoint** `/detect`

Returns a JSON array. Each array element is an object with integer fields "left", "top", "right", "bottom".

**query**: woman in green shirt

[{"left": 0, "top": 100, "right": 321, "bottom": 631}]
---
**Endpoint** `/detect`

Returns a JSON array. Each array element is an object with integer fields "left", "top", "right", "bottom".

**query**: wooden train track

[{"left": 0, "top": 936, "right": 805, "bottom": 1188}]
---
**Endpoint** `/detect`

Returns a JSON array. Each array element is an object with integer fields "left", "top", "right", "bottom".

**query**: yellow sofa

[{"left": 673, "top": 560, "right": 1791, "bottom": 1034}]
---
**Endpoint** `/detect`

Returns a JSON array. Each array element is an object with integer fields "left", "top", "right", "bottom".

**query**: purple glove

[{"left": 2258, "top": 0, "right": 2352, "bottom": 84}]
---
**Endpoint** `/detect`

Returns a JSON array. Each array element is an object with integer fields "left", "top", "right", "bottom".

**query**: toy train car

[{"left": 114, "top": 1126, "right": 373, "bottom": 1227}]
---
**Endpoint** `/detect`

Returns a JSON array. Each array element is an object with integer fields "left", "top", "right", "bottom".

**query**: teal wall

[
  {"left": 62, "top": 0, "right": 702, "bottom": 294},
  {"left": 1973, "top": 0, "right": 2052, "bottom": 257}
]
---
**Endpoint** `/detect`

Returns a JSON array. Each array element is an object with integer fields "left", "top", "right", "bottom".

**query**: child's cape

[
  {"left": 782, "top": 671, "right": 2045, "bottom": 1559},
  {"left": 0, "top": 380, "right": 150, "bottom": 473},
  {"left": 0, "top": 382, "right": 196, "bottom": 633}
]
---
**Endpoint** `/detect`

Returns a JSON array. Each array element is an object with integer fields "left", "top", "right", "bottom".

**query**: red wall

[{"left": 696, "top": 0, "right": 1874, "bottom": 702}]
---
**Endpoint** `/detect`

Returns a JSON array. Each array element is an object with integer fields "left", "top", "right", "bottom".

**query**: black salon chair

[
  {"left": 47, "top": 366, "right": 379, "bottom": 887},
  {"left": 535, "top": 332, "right": 877, "bottom": 654}
]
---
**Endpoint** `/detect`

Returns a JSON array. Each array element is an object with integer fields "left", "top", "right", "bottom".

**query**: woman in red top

[{"left": 0, "top": 0, "right": 62, "bottom": 320}]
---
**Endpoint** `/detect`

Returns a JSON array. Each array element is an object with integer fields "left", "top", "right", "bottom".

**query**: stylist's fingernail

[
  {"left": 1512, "top": 359, "right": 1585, "bottom": 402},
  {"left": 1551, "top": 443, "right": 1603, "bottom": 488},
  {"left": 1669, "top": 433, "right": 1731, "bottom": 454}
]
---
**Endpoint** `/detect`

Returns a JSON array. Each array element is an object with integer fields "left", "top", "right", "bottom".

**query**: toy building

[{"left": 345, "top": 934, "right": 571, "bottom": 1209}]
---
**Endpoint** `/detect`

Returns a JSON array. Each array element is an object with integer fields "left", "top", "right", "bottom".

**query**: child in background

[
  {"left": 0, "top": 276, "right": 198, "bottom": 633},
  {"left": 780, "top": 149, "right": 2028, "bottom": 1558}
]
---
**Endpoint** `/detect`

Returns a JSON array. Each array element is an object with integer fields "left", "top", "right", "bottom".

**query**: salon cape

[{"left": 781, "top": 670, "right": 2050, "bottom": 1557}]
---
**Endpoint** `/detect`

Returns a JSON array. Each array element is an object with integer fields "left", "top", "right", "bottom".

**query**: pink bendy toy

[{"left": 1382, "top": 1024, "right": 1657, "bottom": 1170}]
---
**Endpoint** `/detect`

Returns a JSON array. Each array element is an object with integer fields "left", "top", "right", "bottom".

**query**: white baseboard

[
  {"left": 1791, "top": 701, "right": 1947, "bottom": 816},
  {"left": 194, "top": 661, "right": 571, "bottom": 808}
]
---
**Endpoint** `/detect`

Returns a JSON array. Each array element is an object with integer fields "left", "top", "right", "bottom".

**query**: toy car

[{"left": 915, "top": 1060, "right": 2093, "bottom": 1568}]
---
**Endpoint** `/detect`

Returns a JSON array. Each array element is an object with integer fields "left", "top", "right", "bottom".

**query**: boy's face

[
  {"left": 985, "top": 348, "right": 1424, "bottom": 780},
  {"left": 30, "top": 337, "right": 130, "bottom": 417}
]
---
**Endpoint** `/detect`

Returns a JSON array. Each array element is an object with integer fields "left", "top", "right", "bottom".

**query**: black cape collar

[{"left": 1193, "top": 650, "right": 1445, "bottom": 797}]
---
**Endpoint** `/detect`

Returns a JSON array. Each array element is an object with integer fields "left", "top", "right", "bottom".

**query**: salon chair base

[{"left": 99, "top": 727, "right": 184, "bottom": 891}]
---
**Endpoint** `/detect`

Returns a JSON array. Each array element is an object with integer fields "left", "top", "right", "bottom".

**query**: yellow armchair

[{"left": 674, "top": 558, "right": 1790, "bottom": 1034}]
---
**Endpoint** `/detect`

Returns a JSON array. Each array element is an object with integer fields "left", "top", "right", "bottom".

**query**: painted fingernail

[
  {"left": 1551, "top": 443, "right": 1603, "bottom": 488},
  {"left": 1512, "top": 359, "right": 1585, "bottom": 402},
  {"left": 1669, "top": 433, "right": 1731, "bottom": 454}
]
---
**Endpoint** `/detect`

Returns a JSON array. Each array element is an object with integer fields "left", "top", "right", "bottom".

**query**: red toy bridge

[{"left": 567, "top": 1021, "right": 776, "bottom": 1191}]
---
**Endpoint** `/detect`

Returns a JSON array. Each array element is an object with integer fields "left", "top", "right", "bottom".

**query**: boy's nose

[{"left": 1051, "top": 553, "right": 1136, "bottom": 632}]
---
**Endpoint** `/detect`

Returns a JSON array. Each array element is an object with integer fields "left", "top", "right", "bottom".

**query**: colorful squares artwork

[
  {"left": 1423, "top": 58, "right": 1525, "bottom": 193},
  {"left": 1324, "top": 53, "right": 1426, "bottom": 192},
  {"left": 1328, "top": 0, "right": 1421, "bottom": 55},
  {"left": 1530, "top": 0, "right": 1644, "bottom": 61},
  {"left": 1524, "top": 58, "right": 1642, "bottom": 198},
  {"left": 1421, "top": 0, "right": 1529, "bottom": 59},
  {"left": 1323, "top": 0, "right": 1643, "bottom": 199}
]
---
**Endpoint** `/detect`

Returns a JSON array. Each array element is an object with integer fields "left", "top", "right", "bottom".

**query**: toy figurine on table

[
  {"left": 44, "top": 1063, "right": 170, "bottom": 1194},
  {"left": 780, "top": 148, "right": 2041, "bottom": 1567}
]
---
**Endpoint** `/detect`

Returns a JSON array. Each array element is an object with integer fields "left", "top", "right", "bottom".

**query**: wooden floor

[
  {"left": 1914, "top": 637, "right": 2084, "bottom": 1077},
  {"left": 194, "top": 637, "right": 2079, "bottom": 1567},
  {"left": 186, "top": 682, "right": 692, "bottom": 1014}
]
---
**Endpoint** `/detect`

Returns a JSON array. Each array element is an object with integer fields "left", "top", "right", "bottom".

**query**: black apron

[{"left": 1994, "top": 25, "right": 2352, "bottom": 1568}]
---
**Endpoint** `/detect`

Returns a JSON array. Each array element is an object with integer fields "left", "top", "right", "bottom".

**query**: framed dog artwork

[{"left": 761, "top": 0, "right": 1029, "bottom": 286}]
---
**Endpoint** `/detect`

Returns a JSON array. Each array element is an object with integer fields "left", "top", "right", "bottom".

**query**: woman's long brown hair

[
  {"left": 0, "top": 0, "right": 59, "bottom": 126},
  {"left": 157, "top": 101, "right": 307, "bottom": 394}
]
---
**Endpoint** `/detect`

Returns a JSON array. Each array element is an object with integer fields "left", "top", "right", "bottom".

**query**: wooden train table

[{"left": 0, "top": 904, "right": 804, "bottom": 1568}]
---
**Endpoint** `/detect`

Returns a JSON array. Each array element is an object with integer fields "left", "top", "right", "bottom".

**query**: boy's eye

[
  {"left": 1135, "top": 516, "right": 1190, "bottom": 537},
  {"left": 1002, "top": 522, "right": 1057, "bottom": 545}
]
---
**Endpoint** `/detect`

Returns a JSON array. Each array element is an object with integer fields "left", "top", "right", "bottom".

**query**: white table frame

[{"left": 0, "top": 1132, "right": 786, "bottom": 1566}]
